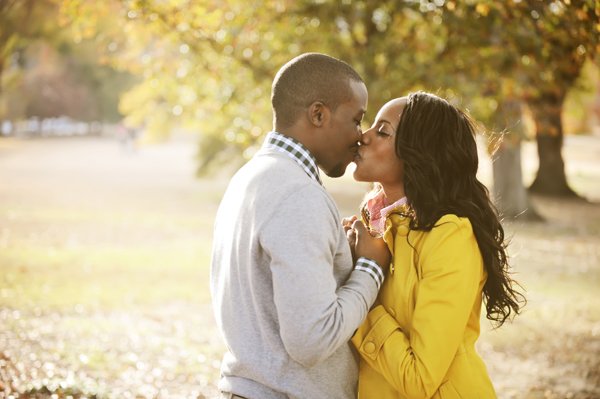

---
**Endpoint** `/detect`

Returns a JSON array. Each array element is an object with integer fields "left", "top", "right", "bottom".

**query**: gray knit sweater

[{"left": 210, "top": 148, "right": 379, "bottom": 399}]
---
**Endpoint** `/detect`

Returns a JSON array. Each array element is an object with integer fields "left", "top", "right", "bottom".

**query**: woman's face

[{"left": 353, "top": 98, "right": 406, "bottom": 187}]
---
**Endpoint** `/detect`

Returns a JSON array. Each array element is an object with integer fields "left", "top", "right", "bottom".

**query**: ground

[{"left": 0, "top": 134, "right": 599, "bottom": 399}]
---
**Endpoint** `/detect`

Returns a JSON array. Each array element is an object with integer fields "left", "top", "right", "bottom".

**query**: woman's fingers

[
  {"left": 346, "top": 226, "right": 357, "bottom": 242},
  {"left": 342, "top": 215, "right": 357, "bottom": 228},
  {"left": 353, "top": 220, "right": 391, "bottom": 270}
]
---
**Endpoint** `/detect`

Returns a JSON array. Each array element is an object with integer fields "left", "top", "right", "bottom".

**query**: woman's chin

[{"left": 352, "top": 169, "right": 370, "bottom": 183}]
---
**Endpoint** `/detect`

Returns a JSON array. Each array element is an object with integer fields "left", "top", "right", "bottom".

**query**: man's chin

[{"left": 324, "top": 163, "right": 349, "bottom": 178}]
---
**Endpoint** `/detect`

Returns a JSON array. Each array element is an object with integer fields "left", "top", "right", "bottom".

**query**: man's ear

[{"left": 307, "top": 101, "right": 329, "bottom": 127}]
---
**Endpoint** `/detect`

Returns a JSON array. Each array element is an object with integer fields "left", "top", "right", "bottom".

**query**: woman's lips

[{"left": 354, "top": 150, "right": 362, "bottom": 162}]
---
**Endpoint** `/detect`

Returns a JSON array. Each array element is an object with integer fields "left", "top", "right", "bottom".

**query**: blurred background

[{"left": 1, "top": 0, "right": 599, "bottom": 398}]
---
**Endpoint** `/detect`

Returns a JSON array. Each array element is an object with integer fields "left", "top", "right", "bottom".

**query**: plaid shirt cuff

[{"left": 354, "top": 257, "right": 385, "bottom": 290}]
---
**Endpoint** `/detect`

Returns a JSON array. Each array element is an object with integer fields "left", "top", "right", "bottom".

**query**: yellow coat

[{"left": 351, "top": 211, "right": 497, "bottom": 399}]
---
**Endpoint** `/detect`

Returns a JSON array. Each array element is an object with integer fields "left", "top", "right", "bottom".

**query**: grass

[
  {"left": 0, "top": 197, "right": 223, "bottom": 399},
  {"left": 0, "top": 204, "right": 214, "bottom": 312},
  {"left": 1, "top": 136, "right": 600, "bottom": 399}
]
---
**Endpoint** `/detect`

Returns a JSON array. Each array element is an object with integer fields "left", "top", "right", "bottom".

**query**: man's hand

[{"left": 347, "top": 220, "right": 391, "bottom": 273}]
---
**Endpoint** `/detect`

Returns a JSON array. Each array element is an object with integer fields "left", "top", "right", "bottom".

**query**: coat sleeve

[
  {"left": 261, "top": 184, "right": 379, "bottom": 368},
  {"left": 351, "top": 216, "right": 482, "bottom": 398}
]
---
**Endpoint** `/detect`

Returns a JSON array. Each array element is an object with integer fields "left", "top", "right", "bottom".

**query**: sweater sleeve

[
  {"left": 351, "top": 216, "right": 482, "bottom": 398},
  {"left": 260, "top": 184, "right": 379, "bottom": 368}
]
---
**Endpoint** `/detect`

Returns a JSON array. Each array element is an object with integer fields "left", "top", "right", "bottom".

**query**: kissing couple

[{"left": 211, "top": 53, "right": 523, "bottom": 399}]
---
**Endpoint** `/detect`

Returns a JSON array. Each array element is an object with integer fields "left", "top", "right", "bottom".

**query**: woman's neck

[{"left": 381, "top": 184, "right": 405, "bottom": 204}]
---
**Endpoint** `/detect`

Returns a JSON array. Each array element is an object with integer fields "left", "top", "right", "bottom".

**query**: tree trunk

[
  {"left": 527, "top": 95, "right": 578, "bottom": 197},
  {"left": 491, "top": 96, "right": 541, "bottom": 221},
  {"left": 492, "top": 139, "right": 541, "bottom": 221},
  {"left": 0, "top": 59, "right": 4, "bottom": 100}
]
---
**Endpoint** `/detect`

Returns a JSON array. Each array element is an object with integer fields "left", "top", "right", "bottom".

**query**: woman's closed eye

[{"left": 377, "top": 127, "right": 391, "bottom": 137}]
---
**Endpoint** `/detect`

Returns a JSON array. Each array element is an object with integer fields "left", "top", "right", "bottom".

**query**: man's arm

[{"left": 260, "top": 184, "right": 387, "bottom": 367}]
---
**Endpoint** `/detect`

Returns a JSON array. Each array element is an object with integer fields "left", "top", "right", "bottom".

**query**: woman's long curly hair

[{"left": 360, "top": 91, "right": 525, "bottom": 327}]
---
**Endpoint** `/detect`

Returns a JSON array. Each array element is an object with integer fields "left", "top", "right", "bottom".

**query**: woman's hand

[
  {"left": 345, "top": 218, "right": 391, "bottom": 274},
  {"left": 342, "top": 215, "right": 358, "bottom": 234},
  {"left": 343, "top": 216, "right": 358, "bottom": 264}
]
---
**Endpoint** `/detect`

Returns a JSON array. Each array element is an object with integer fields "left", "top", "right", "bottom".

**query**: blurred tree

[
  {"left": 562, "top": 60, "right": 600, "bottom": 135},
  {"left": 8, "top": 42, "right": 103, "bottom": 121},
  {"left": 408, "top": 1, "right": 538, "bottom": 218},
  {"left": 62, "top": 0, "right": 598, "bottom": 204},
  {"left": 0, "top": 0, "right": 55, "bottom": 97},
  {"left": 431, "top": 0, "right": 599, "bottom": 204},
  {"left": 0, "top": 0, "right": 137, "bottom": 122},
  {"left": 433, "top": 0, "right": 599, "bottom": 199},
  {"left": 62, "top": 0, "right": 442, "bottom": 172},
  {"left": 300, "top": 0, "right": 597, "bottom": 212},
  {"left": 64, "top": 1, "right": 293, "bottom": 168},
  {"left": 292, "top": 1, "right": 539, "bottom": 219},
  {"left": 509, "top": 0, "right": 599, "bottom": 197}
]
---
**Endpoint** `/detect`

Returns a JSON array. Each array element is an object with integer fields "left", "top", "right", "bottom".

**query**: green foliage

[
  {"left": 60, "top": 0, "right": 600, "bottom": 172},
  {"left": 563, "top": 60, "right": 599, "bottom": 134}
]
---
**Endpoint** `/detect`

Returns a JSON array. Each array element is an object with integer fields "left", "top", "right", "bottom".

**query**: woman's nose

[{"left": 360, "top": 127, "right": 373, "bottom": 145}]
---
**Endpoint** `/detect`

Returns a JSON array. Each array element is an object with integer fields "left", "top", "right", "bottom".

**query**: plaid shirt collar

[{"left": 262, "top": 131, "right": 322, "bottom": 185}]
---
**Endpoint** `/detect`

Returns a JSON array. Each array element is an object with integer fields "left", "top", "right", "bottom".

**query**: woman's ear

[{"left": 307, "top": 101, "right": 329, "bottom": 127}]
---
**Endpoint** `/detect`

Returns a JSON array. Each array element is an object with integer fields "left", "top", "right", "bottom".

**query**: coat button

[
  {"left": 363, "top": 342, "right": 376, "bottom": 354},
  {"left": 388, "top": 308, "right": 396, "bottom": 317},
  {"left": 398, "top": 225, "right": 409, "bottom": 236}
]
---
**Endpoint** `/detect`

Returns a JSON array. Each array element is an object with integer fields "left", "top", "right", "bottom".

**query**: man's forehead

[
  {"left": 348, "top": 81, "right": 367, "bottom": 106},
  {"left": 333, "top": 80, "right": 367, "bottom": 114},
  {"left": 340, "top": 100, "right": 366, "bottom": 115}
]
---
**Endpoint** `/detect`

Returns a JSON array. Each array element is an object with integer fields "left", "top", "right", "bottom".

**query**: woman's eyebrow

[{"left": 378, "top": 119, "right": 396, "bottom": 132}]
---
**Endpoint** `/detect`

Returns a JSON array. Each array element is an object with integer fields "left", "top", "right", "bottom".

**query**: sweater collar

[{"left": 262, "top": 131, "right": 322, "bottom": 185}]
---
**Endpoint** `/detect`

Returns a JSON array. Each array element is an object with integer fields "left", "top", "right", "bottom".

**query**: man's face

[{"left": 317, "top": 80, "right": 368, "bottom": 178}]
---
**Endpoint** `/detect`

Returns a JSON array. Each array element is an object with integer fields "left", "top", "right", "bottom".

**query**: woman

[{"left": 345, "top": 92, "right": 525, "bottom": 399}]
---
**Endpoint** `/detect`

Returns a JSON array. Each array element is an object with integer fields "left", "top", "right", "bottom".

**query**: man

[{"left": 210, "top": 53, "right": 390, "bottom": 399}]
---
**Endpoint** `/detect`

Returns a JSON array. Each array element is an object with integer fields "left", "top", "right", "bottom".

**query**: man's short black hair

[{"left": 271, "top": 53, "right": 364, "bottom": 128}]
